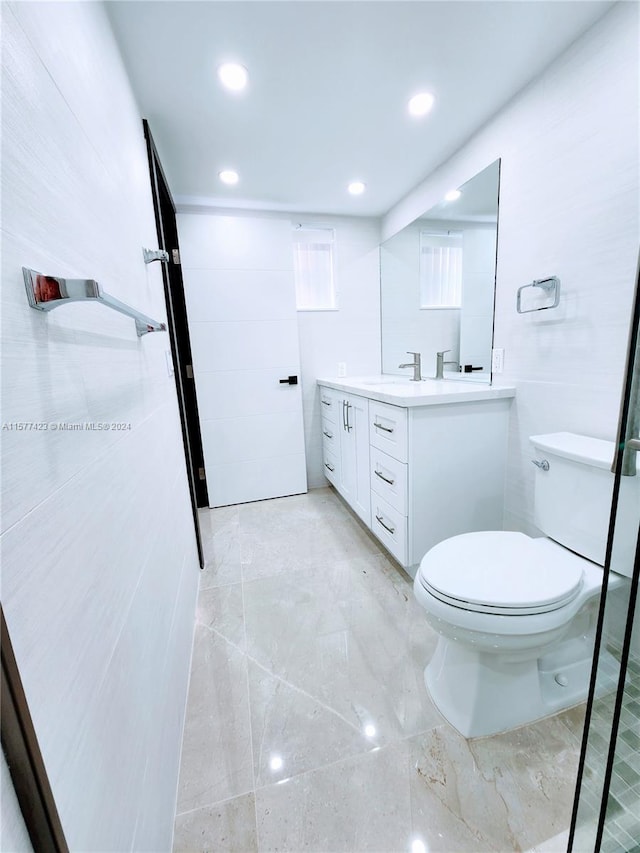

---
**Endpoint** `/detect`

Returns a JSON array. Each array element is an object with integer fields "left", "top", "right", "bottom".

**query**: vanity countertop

[{"left": 317, "top": 375, "right": 516, "bottom": 407}]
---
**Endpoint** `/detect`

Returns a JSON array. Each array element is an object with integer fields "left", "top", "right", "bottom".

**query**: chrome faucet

[
  {"left": 399, "top": 351, "right": 422, "bottom": 381},
  {"left": 435, "top": 349, "right": 458, "bottom": 379}
]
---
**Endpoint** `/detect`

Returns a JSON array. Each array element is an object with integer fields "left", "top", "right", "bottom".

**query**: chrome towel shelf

[
  {"left": 23, "top": 268, "right": 167, "bottom": 337},
  {"left": 517, "top": 276, "right": 561, "bottom": 314}
]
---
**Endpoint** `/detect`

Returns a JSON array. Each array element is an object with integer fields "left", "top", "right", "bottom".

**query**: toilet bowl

[{"left": 413, "top": 432, "right": 634, "bottom": 738}]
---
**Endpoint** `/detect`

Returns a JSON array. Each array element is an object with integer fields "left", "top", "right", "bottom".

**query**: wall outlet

[
  {"left": 337, "top": 362, "right": 347, "bottom": 377},
  {"left": 491, "top": 348, "right": 504, "bottom": 374}
]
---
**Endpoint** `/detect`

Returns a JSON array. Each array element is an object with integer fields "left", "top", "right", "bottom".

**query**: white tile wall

[
  {"left": 382, "top": 2, "right": 639, "bottom": 536},
  {"left": 0, "top": 3, "right": 199, "bottom": 849},
  {"left": 295, "top": 216, "right": 382, "bottom": 487}
]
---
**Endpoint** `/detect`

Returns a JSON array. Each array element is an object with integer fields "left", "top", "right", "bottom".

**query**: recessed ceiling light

[
  {"left": 444, "top": 189, "right": 461, "bottom": 201},
  {"left": 219, "top": 169, "right": 239, "bottom": 185},
  {"left": 348, "top": 181, "right": 366, "bottom": 195},
  {"left": 217, "top": 62, "right": 248, "bottom": 92},
  {"left": 408, "top": 92, "right": 435, "bottom": 117},
  {"left": 269, "top": 755, "right": 283, "bottom": 771}
]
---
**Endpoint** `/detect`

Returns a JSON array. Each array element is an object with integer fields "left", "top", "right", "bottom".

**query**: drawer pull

[
  {"left": 321, "top": 399, "right": 332, "bottom": 406},
  {"left": 375, "top": 514, "right": 395, "bottom": 535},
  {"left": 325, "top": 462, "right": 335, "bottom": 472},
  {"left": 374, "top": 469, "right": 395, "bottom": 486},
  {"left": 323, "top": 430, "right": 333, "bottom": 439},
  {"left": 374, "top": 422, "right": 394, "bottom": 434}
]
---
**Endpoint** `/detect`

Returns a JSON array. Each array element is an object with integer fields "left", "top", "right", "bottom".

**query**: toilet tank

[{"left": 530, "top": 432, "right": 616, "bottom": 568}]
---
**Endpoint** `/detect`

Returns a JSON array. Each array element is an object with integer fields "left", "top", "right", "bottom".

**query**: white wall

[
  {"left": 176, "top": 209, "right": 382, "bottom": 490},
  {"left": 296, "top": 216, "right": 382, "bottom": 487},
  {"left": 0, "top": 3, "right": 199, "bottom": 850},
  {"left": 383, "top": 2, "right": 639, "bottom": 535}
]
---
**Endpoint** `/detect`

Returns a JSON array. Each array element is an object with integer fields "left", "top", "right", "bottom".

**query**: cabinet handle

[
  {"left": 346, "top": 401, "right": 352, "bottom": 432},
  {"left": 375, "top": 514, "right": 395, "bottom": 535},
  {"left": 321, "top": 398, "right": 331, "bottom": 406},
  {"left": 342, "top": 400, "right": 347, "bottom": 431},
  {"left": 374, "top": 469, "right": 395, "bottom": 486},
  {"left": 323, "top": 430, "right": 333, "bottom": 439},
  {"left": 373, "top": 422, "right": 394, "bottom": 434},
  {"left": 325, "top": 462, "right": 335, "bottom": 472}
]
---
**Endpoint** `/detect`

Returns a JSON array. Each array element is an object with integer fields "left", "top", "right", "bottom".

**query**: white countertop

[{"left": 317, "top": 375, "right": 516, "bottom": 407}]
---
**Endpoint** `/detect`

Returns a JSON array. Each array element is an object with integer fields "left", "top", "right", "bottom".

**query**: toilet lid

[{"left": 418, "top": 532, "right": 585, "bottom": 615}]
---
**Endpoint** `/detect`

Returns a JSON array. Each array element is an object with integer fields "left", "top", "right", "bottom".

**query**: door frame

[
  {"left": 143, "top": 120, "right": 207, "bottom": 566},
  {"left": 1, "top": 605, "right": 69, "bottom": 852}
]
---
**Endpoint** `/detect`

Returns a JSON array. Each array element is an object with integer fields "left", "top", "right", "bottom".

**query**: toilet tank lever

[{"left": 532, "top": 459, "right": 550, "bottom": 471}]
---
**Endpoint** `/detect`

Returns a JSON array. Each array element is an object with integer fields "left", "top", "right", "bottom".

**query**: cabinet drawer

[
  {"left": 369, "top": 400, "right": 408, "bottom": 462},
  {"left": 321, "top": 417, "right": 338, "bottom": 452},
  {"left": 319, "top": 389, "right": 339, "bottom": 425},
  {"left": 322, "top": 446, "right": 339, "bottom": 486},
  {"left": 370, "top": 447, "right": 408, "bottom": 516},
  {"left": 370, "top": 493, "right": 408, "bottom": 566}
]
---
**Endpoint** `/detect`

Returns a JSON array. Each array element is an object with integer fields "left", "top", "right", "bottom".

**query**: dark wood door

[{"left": 143, "top": 120, "right": 207, "bottom": 566}]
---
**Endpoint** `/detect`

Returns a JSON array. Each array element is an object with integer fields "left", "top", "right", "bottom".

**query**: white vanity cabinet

[
  {"left": 320, "top": 387, "right": 371, "bottom": 526},
  {"left": 318, "top": 378, "right": 515, "bottom": 577}
]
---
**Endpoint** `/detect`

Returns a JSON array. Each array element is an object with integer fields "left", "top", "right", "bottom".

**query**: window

[
  {"left": 419, "top": 229, "right": 463, "bottom": 308},
  {"left": 292, "top": 227, "right": 337, "bottom": 310}
]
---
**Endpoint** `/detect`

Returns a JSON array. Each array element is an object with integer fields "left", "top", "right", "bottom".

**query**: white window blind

[
  {"left": 419, "top": 230, "right": 463, "bottom": 308},
  {"left": 292, "top": 227, "right": 336, "bottom": 310}
]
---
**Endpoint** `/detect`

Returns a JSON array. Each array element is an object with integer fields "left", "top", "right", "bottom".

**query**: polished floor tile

[
  {"left": 173, "top": 793, "right": 258, "bottom": 852},
  {"left": 174, "top": 487, "right": 584, "bottom": 852}
]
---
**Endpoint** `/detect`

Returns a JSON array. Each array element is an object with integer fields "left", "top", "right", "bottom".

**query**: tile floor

[{"left": 172, "top": 487, "right": 586, "bottom": 853}]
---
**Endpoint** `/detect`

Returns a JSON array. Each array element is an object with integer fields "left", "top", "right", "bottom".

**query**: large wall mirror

[{"left": 380, "top": 159, "right": 501, "bottom": 383}]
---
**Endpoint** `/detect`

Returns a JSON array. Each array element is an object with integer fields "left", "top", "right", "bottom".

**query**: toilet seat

[{"left": 418, "top": 531, "right": 585, "bottom": 616}]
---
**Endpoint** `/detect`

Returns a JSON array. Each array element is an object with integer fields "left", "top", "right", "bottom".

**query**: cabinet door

[{"left": 339, "top": 393, "right": 370, "bottom": 526}]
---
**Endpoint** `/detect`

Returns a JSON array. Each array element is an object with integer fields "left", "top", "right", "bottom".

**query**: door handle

[{"left": 279, "top": 375, "right": 298, "bottom": 385}]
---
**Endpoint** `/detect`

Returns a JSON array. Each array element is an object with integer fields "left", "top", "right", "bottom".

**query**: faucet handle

[
  {"left": 406, "top": 351, "right": 420, "bottom": 357},
  {"left": 436, "top": 349, "right": 451, "bottom": 357}
]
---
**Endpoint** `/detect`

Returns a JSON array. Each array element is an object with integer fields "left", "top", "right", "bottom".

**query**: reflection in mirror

[{"left": 380, "top": 159, "right": 500, "bottom": 383}]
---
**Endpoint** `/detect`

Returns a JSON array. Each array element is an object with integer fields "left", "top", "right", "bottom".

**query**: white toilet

[{"left": 413, "top": 432, "right": 636, "bottom": 738}]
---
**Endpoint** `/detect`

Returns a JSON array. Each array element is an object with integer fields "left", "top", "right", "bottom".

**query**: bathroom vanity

[{"left": 317, "top": 377, "right": 516, "bottom": 577}]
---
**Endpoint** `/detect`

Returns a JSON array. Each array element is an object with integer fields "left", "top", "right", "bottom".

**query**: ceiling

[{"left": 107, "top": 1, "right": 613, "bottom": 218}]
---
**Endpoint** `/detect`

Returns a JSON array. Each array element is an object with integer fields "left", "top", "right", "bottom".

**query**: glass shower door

[{"left": 569, "top": 258, "right": 640, "bottom": 853}]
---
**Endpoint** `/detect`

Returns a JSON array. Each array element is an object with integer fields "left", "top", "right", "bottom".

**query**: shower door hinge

[
  {"left": 198, "top": 467, "right": 206, "bottom": 481},
  {"left": 172, "top": 249, "right": 181, "bottom": 265},
  {"left": 186, "top": 364, "right": 194, "bottom": 379}
]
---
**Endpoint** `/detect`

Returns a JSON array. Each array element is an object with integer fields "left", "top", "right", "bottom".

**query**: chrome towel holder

[
  {"left": 23, "top": 268, "right": 167, "bottom": 337},
  {"left": 517, "top": 276, "right": 561, "bottom": 314}
]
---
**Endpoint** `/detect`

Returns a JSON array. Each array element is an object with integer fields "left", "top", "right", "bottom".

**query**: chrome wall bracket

[
  {"left": 517, "top": 276, "right": 561, "bottom": 314},
  {"left": 142, "top": 248, "right": 170, "bottom": 264},
  {"left": 23, "top": 268, "right": 167, "bottom": 337}
]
